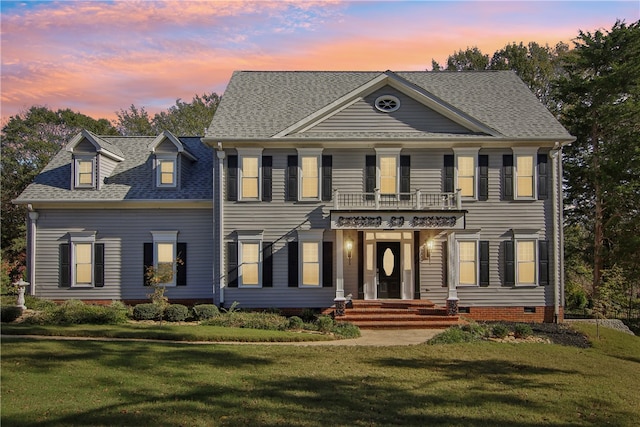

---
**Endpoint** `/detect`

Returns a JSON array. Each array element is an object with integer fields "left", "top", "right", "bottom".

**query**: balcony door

[{"left": 376, "top": 242, "right": 401, "bottom": 299}]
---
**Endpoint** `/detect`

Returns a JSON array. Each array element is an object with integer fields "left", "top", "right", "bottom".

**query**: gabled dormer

[
  {"left": 65, "top": 130, "right": 125, "bottom": 190},
  {"left": 148, "top": 131, "right": 197, "bottom": 189}
]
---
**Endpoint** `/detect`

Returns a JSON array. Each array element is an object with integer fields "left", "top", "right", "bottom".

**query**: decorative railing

[{"left": 332, "top": 189, "right": 461, "bottom": 210}]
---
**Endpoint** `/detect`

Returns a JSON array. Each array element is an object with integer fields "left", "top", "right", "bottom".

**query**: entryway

[{"left": 376, "top": 242, "right": 401, "bottom": 298}]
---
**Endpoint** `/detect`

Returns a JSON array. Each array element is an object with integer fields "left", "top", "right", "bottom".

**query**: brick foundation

[{"left": 459, "top": 306, "right": 563, "bottom": 323}]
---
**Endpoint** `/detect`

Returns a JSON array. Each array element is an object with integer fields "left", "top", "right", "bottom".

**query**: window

[
  {"left": 74, "top": 158, "right": 95, "bottom": 188},
  {"left": 379, "top": 156, "right": 397, "bottom": 194},
  {"left": 144, "top": 239, "right": 186, "bottom": 286},
  {"left": 241, "top": 156, "right": 259, "bottom": 199},
  {"left": 458, "top": 241, "right": 477, "bottom": 285},
  {"left": 375, "top": 95, "right": 401, "bottom": 113},
  {"left": 516, "top": 240, "right": 536, "bottom": 284},
  {"left": 227, "top": 233, "right": 273, "bottom": 288},
  {"left": 505, "top": 230, "right": 547, "bottom": 287},
  {"left": 453, "top": 148, "right": 480, "bottom": 199},
  {"left": 302, "top": 242, "right": 320, "bottom": 286},
  {"left": 240, "top": 241, "right": 261, "bottom": 287},
  {"left": 516, "top": 155, "right": 534, "bottom": 198},
  {"left": 157, "top": 159, "right": 176, "bottom": 187},
  {"left": 59, "top": 232, "right": 104, "bottom": 288},
  {"left": 301, "top": 156, "right": 319, "bottom": 198}
]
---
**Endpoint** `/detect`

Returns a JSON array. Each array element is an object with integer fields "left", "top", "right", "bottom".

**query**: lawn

[{"left": 1, "top": 324, "right": 639, "bottom": 427}]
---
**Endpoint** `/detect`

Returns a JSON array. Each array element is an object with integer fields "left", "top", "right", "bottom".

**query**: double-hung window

[
  {"left": 297, "top": 230, "right": 324, "bottom": 287},
  {"left": 237, "top": 148, "right": 263, "bottom": 201},
  {"left": 376, "top": 148, "right": 400, "bottom": 195},
  {"left": 516, "top": 240, "right": 536, "bottom": 285},
  {"left": 297, "top": 148, "right": 322, "bottom": 201},
  {"left": 505, "top": 230, "right": 548, "bottom": 287},
  {"left": 512, "top": 148, "right": 537, "bottom": 199},
  {"left": 60, "top": 232, "right": 104, "bottom": 288},
  {"left": 74, "top": 157, "right": 95, "bottom": 188},
  {"left": 150, "top": 231, "right": 178, "bottom": 285},
  {"left": 157, "top": 158, "right": 176, "bottom": 187},
  {"left": 237, "top": 231, "right": 263, "bottom": 287},
  {"left": 454, "top": 148, "right": 479, "bottom": 199},
  {"left": 458, "top": 240, "right": 477, "bottom": 285}
]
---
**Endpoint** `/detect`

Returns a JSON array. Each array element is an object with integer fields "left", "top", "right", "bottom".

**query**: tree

[
  {"left": 443, "top": 47, "right": 490, "bottom": 71},
  {"left": 115, "top": 92, "right": 220, "bottom": 136},
  {"left": 554, "top": 20, "right": 640, "bottom": 301},
  {"left": 1, "top": 107, "right": 118, "bottom": 279}
]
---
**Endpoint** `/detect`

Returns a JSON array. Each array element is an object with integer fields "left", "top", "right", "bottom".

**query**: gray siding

[
  {"left": 32, "top": 208, "right": 214, "bottom": 301},
  {"left": 310, "top": 87, "right": 473, "bottom": 134},
  {"left": 98, "top": 155, "right": 119, "bottom": 189}
]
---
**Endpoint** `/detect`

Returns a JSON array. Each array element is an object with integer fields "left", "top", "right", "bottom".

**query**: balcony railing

[{"left": 332, "top": 189, "right": 462, "bottom": 210}]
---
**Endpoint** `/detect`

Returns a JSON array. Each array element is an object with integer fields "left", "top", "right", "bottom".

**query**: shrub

[
  {"left": 287, "top": 316, "right": 304, "bottom": 330},
  {"left": 133, "top": 303, "right": 162, "bottom": 321},
  {"left": 316, "top": 315, "right": 334, "bottom": 333},
  {"left": 193, "top": 304, "right": 219, "bottom": 320},
  {"left": 300, "top": 308, "right": 317, "bottom": 323},
  {"left": 164, "top": 304, "right": 189, "bottom": 322},
  {"left": 33, "top": 300, "right": 129, "bottom": 325},
  {"left": 491, "top": 323, "right": 510, "bottom": 339},
  {"left": 203, "top": 312, "right": 288, "bottom": 331},
  {"left": 332, "top": 322, "right": 361, "bottom": 339},
  {"left": 25, "top": 296, "right": 57, "bottom": 311},
  {"left": 1, "top": 305, "right": 23, "bottom": 323},
  {"left": 461, "top": 322, "right": 490, "bottom": 339},
  {"left": 514, "top": 323, "right": 533, "bottom": 339},
  {"left": 428, "top": 327, "right": 477, "bottom": 344}
]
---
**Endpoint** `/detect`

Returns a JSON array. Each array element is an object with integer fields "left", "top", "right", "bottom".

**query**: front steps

[{"left": 332, "top": 300, "right": 464, "bottom": 329}]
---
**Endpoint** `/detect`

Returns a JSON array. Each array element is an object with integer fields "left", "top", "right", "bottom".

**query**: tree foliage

[
  {"left": 115, "top": 93, "right": 220, "bottom": 136},
  {"left": 554, "top": 20, "right": 640, "bottom": 303}
]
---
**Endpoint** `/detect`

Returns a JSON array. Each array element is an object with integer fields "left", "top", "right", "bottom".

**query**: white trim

[
  {"left": 374, "top": 95, "right": 401, "bottom": 113},
  {"left": 155, "top": 155, "right": 178, "bottom": 188},
  {"left": 150, "top": 231, "right": 178, "bottom": 286},
  {"left": 69, "top": 232, "right": 96, "bottom": 287},
  {"left": 297, "top": 230, "right": 324, "bottom": 288},
  {"left": 453, "top": 230, "right": 481, "bottom": 287},
  {"left": 512, "top": 147, "right": 538, "bottom": 200},
  {"left": 74, "top": 156, "right": 96, "bottom": 189},
  {"left": 453, "top": 147, "right": 479, "bottom": 200},
  {"left": 296, "top": 148, "right": 323, "bottom": 201},
  {"left": 237, "top": 148, "right": 263, "bottom": 201},
  {"left": 237, "top": 230, "right": 264, "bottom": 288},
  {"left": 511, "top": 229, "right": 540, "bottom": 287},
  {"left": 375, "top": 148, "right": 402, "bottom": 196}
]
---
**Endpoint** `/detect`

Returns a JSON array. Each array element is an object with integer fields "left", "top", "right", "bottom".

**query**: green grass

[
  {"left": 0, "top": 323, "right": 333, "bottom": 343},
  {"left": 2, "top": 326, "right": 638, "bottom": 426}
]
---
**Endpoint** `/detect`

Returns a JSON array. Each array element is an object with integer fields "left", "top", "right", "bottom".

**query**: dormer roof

[
  {"left": 148, "top": 130, "right": 197, "bottom": 162},
  {"left": 65, "top": 129, "right": 125, "bottom": 161}
]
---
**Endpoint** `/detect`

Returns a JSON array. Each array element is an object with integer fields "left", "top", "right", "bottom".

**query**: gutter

[
  {"left": 27, "top": 205, "right": 39, "bottom": 296},
  {"left": 549, "top": 142, "right": 566, "bottom": 323},
  {"left": 216, "top": 146, "right": 226, "bottom": 305}
]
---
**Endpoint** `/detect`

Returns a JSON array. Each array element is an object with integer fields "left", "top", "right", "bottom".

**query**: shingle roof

[
  {"left": 205, "top": 70, "right": 572, "bottom": 141},
  {"left": 14, "top": 136, "right": 213, "bottom": 203}
]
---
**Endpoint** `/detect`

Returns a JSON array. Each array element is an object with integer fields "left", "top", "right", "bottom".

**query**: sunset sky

[{"left": 1, "top": 0, "right": 638, "bottom": 124}]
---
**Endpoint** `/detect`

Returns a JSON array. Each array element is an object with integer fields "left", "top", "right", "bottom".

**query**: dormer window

[
  {"left": 157, "top": 158, "right": 177, "bottom": 187},
  {"left": 74, "top": 157, "right": 95, "bottom": 188}
]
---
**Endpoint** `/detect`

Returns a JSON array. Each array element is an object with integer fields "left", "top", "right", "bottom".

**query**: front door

[{"left": 376, "top": 242, "right": 401, "bottom": 299}]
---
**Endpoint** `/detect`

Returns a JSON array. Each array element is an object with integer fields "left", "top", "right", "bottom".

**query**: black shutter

[
  {"left": 400, "top": 155, "right": 410, "bottom": 200},
  {"left": 176, "top": 243, "right": 187, "bottom": 286},
  {"left": 262, "top": 156, "right": 272, "bottom": 202},
  {"left": 479, "top": 241, "right": 489, "bottom": 287},
  {"left": 227, "top": 155, "right": 238, "bottom": 201},
  {"left": 262, "top": 242, "right": 273, "bottom": 287},
  {"left": 537, "top": 153, "right": 548, "bottom": 200},
  {"left": 504, "top": 240, "right": 515, "bottom": 286},
  {"left": 357, "top": 231, "right": 364, "bottom": 299},
  {"left": 478, "top": 154, "right": 489, "bottom": 201},
  {"left": 227, "top": 242, "right": 238, "bottom": 287},
  {"left": 143, "top": 243, "right": 153, "bottom": 286},
  {"left": 288, "top": 242, "right": 299, "bottom": 287},
  {"left": 444, "top": 154, "right": 454, "bottom": 193},
  {"left": 286, "top": 155, "right": 298, "bottom": 201},
  {"left": 322, "top": 155, "right": 332, "bottom": 201},
  {"left": 503, "top": 155, "right": 513, "bottom": 200},
  {"left": 538, "top": 240, "right": 549, "bottom": 286},
  {"left": 365, "top": 155, "right": 376, "bottom": 200},
  {"left": 322, "top": 242, "right": 333, "bottom": 287},
  {"left": 59, "top": 243, "right": 71, "bottom": 287},
  {"left": 94, "top": 243, "right": 105, "bottom": 288}
]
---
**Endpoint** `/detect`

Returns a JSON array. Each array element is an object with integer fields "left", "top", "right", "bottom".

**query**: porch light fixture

[
  {"left": 425, "top": 239, "right": 434, "bottom": 261},
  {"left": 345, "top": 237, "right": 354, "bottom": 265}
]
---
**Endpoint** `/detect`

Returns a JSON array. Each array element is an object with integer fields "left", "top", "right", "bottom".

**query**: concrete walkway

[{"left": 5, "top": 329, "right": 445, "bottom": 346}]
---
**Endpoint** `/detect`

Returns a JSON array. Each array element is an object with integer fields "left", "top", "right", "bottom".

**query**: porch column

[
  {"left": 27, "top": 209, "right": 39, "bottom": 296},
  {"left": 335, "top": 229, "right": 344, "bottom": 299},
  {"left": 446, "top": 232, "right": 459, "bottom": 315}
]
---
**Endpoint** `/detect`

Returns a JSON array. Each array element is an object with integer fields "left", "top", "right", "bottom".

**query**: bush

[
  {"left": 300, "top": 308, "right": 317, "bottom": 323},
  {"left": 203, "top": 312, "right": 288, "bottom": 331},
  {"left": 491, "top": 323, "right": 510, "bottom": 339},
  {"left": 332, "top": 322, "right": 361, "bottom": 339},
  {"left": 316, "top": 315, "right": 334, "bottom": 333},
  {"left": 164, "top": 304, "right": 189, "bottom": 322},
  {"left": 1, "top": 305, "right": 23, "bottom": 323},
  {"left": 193, "top": 304, "right": 219, "bottom": 320},
  {"left": 133, "top": 303, "right": 162, "bottom": 321},
  {"left": 24, "top": 296, "right": 57, "bottom": 311},
  {"left": 461, "top": 322, "right": 490, "bottom": 339},
  {"left": 428, "top": 327, "right": 477, "bottom": 344},
  {"left": 31, "top": 300, "right": 129, "bottom": 325},
  {"left": 514, "top": 323, "right": 533, "bottom": 338},
  {"left": 287, "top": 316, "right": 304, "bottom": 330}
]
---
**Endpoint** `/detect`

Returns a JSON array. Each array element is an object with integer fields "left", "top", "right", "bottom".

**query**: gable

[
  {"left": 304, "top": 86, "right": 477, "bottom": 135},
  {"left": 74, "top": 138, "right": 99, "bottom": 153}
]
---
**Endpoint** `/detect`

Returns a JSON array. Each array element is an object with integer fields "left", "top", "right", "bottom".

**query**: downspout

[
  {"left": 27, "top": 205, "right": 39, "bottom": 296},
  {"left": 216, "top": 146, "right": 226, "bottom": 305},
  {"left": 550, "top": 145, "right": 561, "bottom": 323}
]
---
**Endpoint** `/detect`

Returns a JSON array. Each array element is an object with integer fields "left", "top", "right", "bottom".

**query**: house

[
  {"left": 14, "top": 130, "right": 215, "bottom": 303},
  {"left": 15, "top": 70, "right": 575, "bottom": 323},
  {"left": 202, "top": 70, "right": 574, "bottom": 323}
]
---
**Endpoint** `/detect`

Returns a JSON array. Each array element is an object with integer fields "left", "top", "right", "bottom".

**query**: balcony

[{"left": 332, "top": 189, "right": 462, "bottom": 211}]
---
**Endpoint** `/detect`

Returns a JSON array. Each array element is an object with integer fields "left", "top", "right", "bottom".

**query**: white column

[
  {"left": 216, "top": 149, "right": 226, "bottom": 304},
  {"left": 447, "top": 232, "right": 458, "bottom": 300},
  {"left": 335, "top": 230, "right": 344, "bottom": 299},
  {"left": 28, "top": 210, "right": 39, "bottom": 296}
]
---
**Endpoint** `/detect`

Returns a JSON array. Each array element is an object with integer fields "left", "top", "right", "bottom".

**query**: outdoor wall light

[
  {"left": 425, "top": 239, "right": 434, "bottom": 261},
  {"left": 345, "top": 237, "right": 354, "bottom": 265}
]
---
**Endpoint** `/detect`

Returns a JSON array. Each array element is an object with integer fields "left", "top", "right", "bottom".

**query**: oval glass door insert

[{"left": 383, "top": 248, "right": 395, "bottom": 276}]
